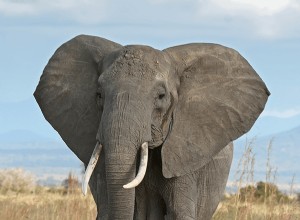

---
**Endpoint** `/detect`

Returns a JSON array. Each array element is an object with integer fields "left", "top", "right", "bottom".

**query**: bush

[
  {"left": 239, "top": 181, "right": 290, "bottom": 203},
  {"left": 0, "top": 168, "right": 36, "bottom": 194},
  {"left": 61, "top": 172, "right": 80, "bottom": 194},
  {"left": 238, "top": 185, "right": 256, "bottom": 202}
]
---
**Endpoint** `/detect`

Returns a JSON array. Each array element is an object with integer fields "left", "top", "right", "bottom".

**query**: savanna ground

[
  {"left": 1, "top": 140, "right": 299, "bottom": 220},
  {"left": 0, "top": 186, "right": 299, "bottom": 220}
]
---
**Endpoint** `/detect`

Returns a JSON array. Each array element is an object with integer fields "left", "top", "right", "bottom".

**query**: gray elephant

[{"left": 34, "top": 35, "right": 269, "bottom": 220}]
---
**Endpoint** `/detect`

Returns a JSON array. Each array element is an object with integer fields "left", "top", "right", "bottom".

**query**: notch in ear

[
  {"left": 34, "top": 35, "right": 122, "bottom": 164},
  {"left": 161, "top": 43, "right": 270, "bottom": 178}
]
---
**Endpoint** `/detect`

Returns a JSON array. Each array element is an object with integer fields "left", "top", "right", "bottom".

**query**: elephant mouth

[
  {"left": 82, "top": 141, "right": 149, "bottom": 196},
  {"left": 149, "top": 123, "right": 169, "bottom": 148},
  {"left": 148, "top": 139, "right": 163, "bottom": 149}
]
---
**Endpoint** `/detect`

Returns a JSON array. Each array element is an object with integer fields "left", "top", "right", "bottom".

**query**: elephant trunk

[
  {"left": 105, "top": 150, "right": 136, "bottom": 219},
  {"left": 100, "top": 92, "right": 151, "bottom": 219},
  {"left": 103, "top": 131, "right": 146, "bottom": 219}
]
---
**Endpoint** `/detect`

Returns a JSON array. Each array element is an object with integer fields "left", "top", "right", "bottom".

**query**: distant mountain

[
  {"left": 0, "top": 130, "right": 82, "bottom": 185},
  {"left": 231, "top": 125, "right": 300, "bottom": 185},
  {"left": 0, "top": 130, "right": 52, "bottom": 143},
  {"left": 0, "top": 126, "right": 299, "bottom": 188},
  {"left": 246, "top": 114, "right": 300, "bottom": 137},
  {"left": 0, "top": 99, "right": 62, "bottom": 141}
]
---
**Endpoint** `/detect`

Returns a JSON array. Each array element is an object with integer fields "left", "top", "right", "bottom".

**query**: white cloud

[
  {"left": 197, "top": 0, "right": 299, "bottom": 16},
  {"left": 261, "top": 108, "right": 300, "bottom": 118},
  {"left": 202, "top": 0, "right": 291, "bottom": 16},
  {"left": 0, "top": 0, "right": 300, "bottom": 39},
  {"left": 0, "top": 0, "right": 108, "bottom": 23},
  {"left": 195, "top": 0, "right": 300, "bottom": 39},
  {"left": 0, "top": 1, "right": 36, "bottom": 15}
]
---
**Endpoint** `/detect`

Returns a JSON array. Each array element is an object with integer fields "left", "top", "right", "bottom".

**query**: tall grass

[
  {"left": 0, "top": 140, "right": 299, "bottom": 220},
  {"left": 0, "top": 169, "right": 96, "bottom": 220},
  {"left": 213, "top": 139, "right": 300, "bottom": 220},
  {"left": 0, "top": 189, "right": 96, "bottom": 220},
  {"left": 0, "top": 168, "right": 35, "bottom": 194}
]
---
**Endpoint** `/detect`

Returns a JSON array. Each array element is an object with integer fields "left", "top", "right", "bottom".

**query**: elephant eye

[
  {"left": 158, "top": 93, "right": 165, "bottom": 100},
  {"left": 97, "top": 92, "right": 102, "bottom": 99},
  {"left": 96, "top": 92, "right": 103, "bottom": 107}
]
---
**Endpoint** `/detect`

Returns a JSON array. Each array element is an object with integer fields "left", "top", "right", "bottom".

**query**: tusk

[
  {"left": 123, "top": 142, "right": 148, "bottom": 189},
  {"left": 82, "top": 142, "right": 102, "bottom": 196}
]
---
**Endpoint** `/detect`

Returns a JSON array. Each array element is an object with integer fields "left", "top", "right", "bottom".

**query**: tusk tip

[
  {"left": 123, "top": 184, "right": 132, "bottom": 189},
  {"left": 81, "top": 142, "right": 102, "bottom": 197},
  {"left": 82, "top": 182, "right": 88, "bottom": 196},
  {"left": 122, "top": 142, "right": 149, "bottom": 189}
]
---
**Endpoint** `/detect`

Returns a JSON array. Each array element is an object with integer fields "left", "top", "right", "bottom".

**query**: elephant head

[{"left": 34, "top": 35, "right": 269, "bottom": 219}]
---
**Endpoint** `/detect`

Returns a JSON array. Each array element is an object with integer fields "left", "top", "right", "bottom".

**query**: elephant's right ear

[
  {"left": 161, "top": 43, "right": 270, "bottom": 178},
  {"left": 34, "top": 35, "right": 122, "bottom": 164}
]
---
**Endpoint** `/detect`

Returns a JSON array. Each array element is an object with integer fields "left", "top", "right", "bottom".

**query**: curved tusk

[
  {"left": 82, "top": 142, "right": 102, "bottom": 196},
  {"left": 123, "top": 142, "right": 148, "bottom": 189}
]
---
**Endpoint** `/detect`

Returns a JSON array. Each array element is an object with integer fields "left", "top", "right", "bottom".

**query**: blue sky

[{"left": 1, "top": 0, "right": 300, "bottom": 140}]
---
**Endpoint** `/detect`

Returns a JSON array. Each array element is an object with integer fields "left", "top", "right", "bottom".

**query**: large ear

[
  {"left": 162, "top": 43, "right": 270, "bottom": 178},
  {"left": 34, "top": 35, "right": 122, "bottom": 164}
]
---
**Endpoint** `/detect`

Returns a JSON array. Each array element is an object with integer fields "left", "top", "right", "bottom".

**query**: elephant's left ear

[
  {"left": 161, "top": 44, "right": 270, "bottom": 178},
  {"left": 34, "top": 35, "right": 122, "bottom": 164}
]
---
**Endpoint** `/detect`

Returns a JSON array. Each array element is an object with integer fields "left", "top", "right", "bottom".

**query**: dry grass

[
  {"left": 0, "top": 188, "right": 97, "bottom": 220},
  {"left": 213, "top": 138, "right": 300, "bottom": 220},
  {"left": 0, "top": 139, "right": 299, "bottom": 220},
  {"left": 1, "top": 190, "right": 298, "bottom": 220},
  {"left": 0, "top": 189, "right": 298, "bottom": 220},
  {"left": 0, "top": 168, "right": 35, "bottom": 194},
  {"left": 213, "top": 198, "right": 300, "bottom": 220}
]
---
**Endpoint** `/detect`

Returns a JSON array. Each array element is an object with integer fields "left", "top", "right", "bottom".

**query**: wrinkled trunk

[
  {"left": 100, "top": 92, "right": 150, "bottom": 220},
  {"left": 105, "top": 148, "right": 136, "bottom": 219}
]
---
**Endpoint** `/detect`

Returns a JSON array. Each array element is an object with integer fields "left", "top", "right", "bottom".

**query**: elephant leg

[
  {"left": 87, "top": 152, "right": 109, "bottom": 220},
  {"left": 196, "top": 143, "right": 233, "bottom": 220},
  {"left": 147, "top": 189, "right": 165, "bottom": 220},
  {"left": 88, "top": 172, "right": 108, "bottom": 220},
  {"left": 134, "top": 183, "right": 147, "bottom": 220},
  {"left": 162, "top": 174, "right": 198, "bottom": 220},
  {"left": 134, "top": 180, "right": 165, "bottom": 220},
  {"left": 97, "top": 173, "right": 109, "bottom": 219},
  {"left": 134, "top": 148, "right": 166, "bottom": 220},
  {"left": 88, "top": 172, "right": 102, "bottom": 220}
]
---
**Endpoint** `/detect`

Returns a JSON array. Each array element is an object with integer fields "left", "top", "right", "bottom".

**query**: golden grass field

[
  {"left": 213, "top": 197, "right": 300, "bottom": 220},
  {"left": 0, "top": 189, "right": 97, "bottom": 220},
  {"left": 0, "top": 140, "right": 299, "bottom": 219},
  {"left": 0, "top": 188, "right": 299, "bottom": 220}
]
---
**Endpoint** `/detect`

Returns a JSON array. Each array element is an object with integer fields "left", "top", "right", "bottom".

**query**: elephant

[{"left": 34, "top": 35, "right": 269, "bottom": 220}]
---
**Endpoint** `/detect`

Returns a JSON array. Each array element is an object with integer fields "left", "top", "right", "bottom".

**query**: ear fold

[
  {"left": 161, "top": 44, "right": 270, "bottom": 178},
  {"left": 34, "top": 35, "right": 121, "bottom": 164}
]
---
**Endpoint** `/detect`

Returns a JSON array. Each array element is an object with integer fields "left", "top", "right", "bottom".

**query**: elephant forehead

[{"left": 103, "top": 46, "right": 171, "bottom": 81}]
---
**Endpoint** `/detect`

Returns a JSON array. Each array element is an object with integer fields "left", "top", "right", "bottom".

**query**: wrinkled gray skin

[{"left": 34, "top": 35, "right": 270, "bottom": 220}]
